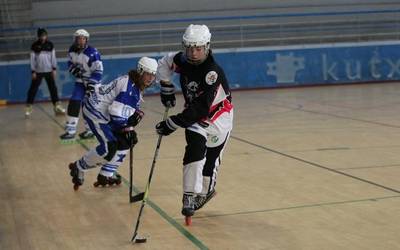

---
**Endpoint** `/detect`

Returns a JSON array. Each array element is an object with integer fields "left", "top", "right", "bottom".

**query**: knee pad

[
  {"left": 183, "top": 130, "right": 207, "bottom": 165},
  {"left": 67, "top": 99, "right": 81, "bottom": 117},
  {"left": 104, "top": 141, "right": 118, "bottom": 161}
]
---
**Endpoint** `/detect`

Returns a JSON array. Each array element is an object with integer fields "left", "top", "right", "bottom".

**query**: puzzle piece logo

[{"left": 267, "top": 53, "right": 305, "bottom": 84}]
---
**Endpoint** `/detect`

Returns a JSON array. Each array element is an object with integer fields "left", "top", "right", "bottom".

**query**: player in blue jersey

[
  {"left": 60, "top": 29, "right": 103, "bottom": 140},
  {"left": 68, "top": 57, "right": 158, "bottom": 190}
]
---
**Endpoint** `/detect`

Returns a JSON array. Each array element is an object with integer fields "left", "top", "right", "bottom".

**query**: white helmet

[
  {"left": 182, "top": 24, "right": 211, "bottom": 48},
  {"left": 137, "top": 57, "right": 158, "bottom": 75},
  {"left": 73, "top": 29, "right": 90, "bottom": 40}
]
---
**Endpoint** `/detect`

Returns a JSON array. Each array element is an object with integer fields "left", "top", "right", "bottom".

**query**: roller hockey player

[
  {"left": 155, "top": 24, "right": 233, "bottom": 224},
  {"left": 68, "top": 57, "right": 158, "bottom": 190},
  {"left": 60, "top": 29, "right": 103, "bottom": 140}
]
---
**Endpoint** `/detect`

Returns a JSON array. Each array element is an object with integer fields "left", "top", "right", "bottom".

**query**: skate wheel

[
  {"left": 185, "top": 216, "right": 192, "bottom": 226},
  {"left": 73, "top": 184, "right": 79, "bottom": 191},
  {"left": 93, "top": 182, "right": 99, "bottom": 187}
]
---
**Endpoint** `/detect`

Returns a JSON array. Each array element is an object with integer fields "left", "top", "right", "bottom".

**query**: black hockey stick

[
  {"left": 129, "top": 131, "right": 134, "bottom": 203},
  {"left": 121, "top": 126, "right": 136, "bottom": 203},
  {"left": 131, "top": 107, "right": 169, "bottom": 243},
  {"left": 122, "top": 127, "right": 135, "bottom": 202},
  {"left": 130, "top": 107, "right": 169, "bottom": 203}
]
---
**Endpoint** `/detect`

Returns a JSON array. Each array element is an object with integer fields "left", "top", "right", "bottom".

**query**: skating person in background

[
  {"left": 60, "top": 29, "right": 103, "bottom": 140},
  {"left": 155, "top": 24, "right": 233, "bottom": 221},
  {"left": 68, "top": 57, "right": 158, "bottom": 190},
  {"left": 26, "top": 28, "right": 65, "bottom": 117}
]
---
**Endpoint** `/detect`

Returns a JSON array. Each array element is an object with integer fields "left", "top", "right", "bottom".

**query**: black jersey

[{"left": 170, "top": 51, "right": 233, "bottom": 128}]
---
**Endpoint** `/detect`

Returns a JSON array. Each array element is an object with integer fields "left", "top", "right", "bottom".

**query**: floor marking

[
  {"left": 145, "top": 107, "right": 400, "bottom": 194},
  {"left": 189, "top": 195, "right": 400, "bottom": 219},
  {"left": 231, "top": 135, "right": 400, "bottom": 194}
]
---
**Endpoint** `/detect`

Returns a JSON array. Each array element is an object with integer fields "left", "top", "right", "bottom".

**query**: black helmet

[{"left": 37, "top": 28, "right": 47, "bottom": 37}]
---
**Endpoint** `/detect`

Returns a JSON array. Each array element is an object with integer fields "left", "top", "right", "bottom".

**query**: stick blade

[
  {"left": 131, "top": 233, "right": 147, "bottom": 243},
  {"left": 130, "top": 192, "right": 145, "bottom": 203},
  {"left": 135, "top": 237, "right": 147, "bottom": 243}
]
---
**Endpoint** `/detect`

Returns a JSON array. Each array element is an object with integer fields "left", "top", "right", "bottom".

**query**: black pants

[
  {"left": 183, "top": 129, "right": 230, "bottom": 194},
  {"left": 26, "top": 72, "right": 59, "bottom": 104}
]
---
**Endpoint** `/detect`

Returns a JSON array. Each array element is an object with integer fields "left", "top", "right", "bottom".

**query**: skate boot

[
  {"left": 182, "top": 193, "right": 195, "bottom": 226},
  {"left": 60, "top": 132, "right": 75, "bottom": 140},
  {"left": 194, "top": 190, "right": 217, "bottom": 211},
  {"left": 69, "top": 162, "right": 84, "bottom": 190},
  {"left": 25, "top": 105, "right": 32, "bottom": 118},
  {"left": 93, "top": 173, "right": 122, "bottom": 187},
  {"left": 53, "top": 102, "right": 66, "bottom": 116},
  {"left": 60, "top": 120, "right": 77, "bottom": 140},
  {"left": 79, "top": 130, "right": 94, "bottom": 140}
]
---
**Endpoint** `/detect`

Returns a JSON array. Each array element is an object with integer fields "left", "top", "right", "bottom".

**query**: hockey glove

[
  {"left": 127, "top": 110, "right": 144, "bottom": 127},
  {"left": 84, "top": 80, "right": 96, "bottom": 96},
  {"left": 69, "top": 65, "right": 82, "bottom": 78},
  {"left": 155, "top": 118, "right": 177, "bottom": 136},
  {"left": 160, "top": 82, "right": 176, "bottom": 108},
  {"left": 124, "top": 128, "right": 138, "bottom": 148}
]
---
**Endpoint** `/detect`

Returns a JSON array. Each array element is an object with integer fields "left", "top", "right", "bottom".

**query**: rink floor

[{"left": 2, "top": 82, "right": 400, "bottom": 250}]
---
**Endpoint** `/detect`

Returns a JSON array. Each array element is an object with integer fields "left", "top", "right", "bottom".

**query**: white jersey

[
  {"left": 68, "top": 45, "right": 103, "bottom": 84},
  {"left": 83, "top": 75, "right": 142, "bottom": 130},
  {"left": 30, "top": 40, "right": 57, "bottom": 73}
]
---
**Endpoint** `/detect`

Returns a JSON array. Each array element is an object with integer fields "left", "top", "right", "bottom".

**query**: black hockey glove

[
  {"left": 119, "top": 126, "right": 138, "bottom": 148},
  {"left": 84, "top": 79, "right": 96, "bottom": 96},
  {"left": 69, "top": 65, "right": 82, "bottom": 78},
  {"left": 160, "top": 82, "right": 176, "bottom": 108},
  {"left": 155, "top": 119, "right": 177, "bottom": 136},
  {"left": 127, "top": 110, "right": 144, "bottom": 127}
]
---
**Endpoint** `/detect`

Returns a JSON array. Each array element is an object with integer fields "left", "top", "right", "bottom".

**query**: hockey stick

[
  {"left": 121, "top": 126, "right": 136, "bottom": 203},
  {"left": 129, "top": 131, "right": 134, "bottom": 203},
  {"left": 131, "top": 107, "right": 169, "bottom": 243},
  {"left": 130, "top": 108, "right": 169, "bottom": 203}
]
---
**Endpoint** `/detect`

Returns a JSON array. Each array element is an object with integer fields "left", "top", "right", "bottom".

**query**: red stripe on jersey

[{"left": 210, "top": 99, "right": 233, "bottom": 122}]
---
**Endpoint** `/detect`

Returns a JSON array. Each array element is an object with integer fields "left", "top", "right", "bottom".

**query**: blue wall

[{"left": 1, "top": 42, "right": 400, "bottom": 103}]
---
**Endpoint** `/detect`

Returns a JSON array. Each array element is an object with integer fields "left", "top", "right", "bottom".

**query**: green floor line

[
  {"left": 189, "top": 195, "right": 400, "bottom": 219},
  {"left": 37, "top": 105, "right": 208, "bottom": 250}
]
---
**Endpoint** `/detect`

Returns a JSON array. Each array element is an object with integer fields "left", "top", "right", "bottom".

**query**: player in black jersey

[{"left": 156, "top": 24, "right": 234, "bottom": 224}]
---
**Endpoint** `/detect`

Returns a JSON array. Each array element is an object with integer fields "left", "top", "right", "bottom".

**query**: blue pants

[
  {"left": 71, "top": 82, "right": 86, "bottom": 101},
  {"left": 78, "top": 113, "right": 130, "bottom": 177}
]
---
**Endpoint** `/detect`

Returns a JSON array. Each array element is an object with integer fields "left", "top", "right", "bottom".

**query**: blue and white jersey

[
  {"left": 68, "top": 45, "right": 103, "bottom": 84},
  {"left": 83, "top": 75, "right": 142, "bottom": 130}
]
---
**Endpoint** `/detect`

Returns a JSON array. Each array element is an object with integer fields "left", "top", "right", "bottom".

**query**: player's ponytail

[{"left": 128, "top": 69, "right": 145, "bottom": 91}]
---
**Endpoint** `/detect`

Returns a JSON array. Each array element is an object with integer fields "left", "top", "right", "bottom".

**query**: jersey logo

[
  {"left": 99, "top": 80, "right": 117, "bottom": 95},
  {"left": 210, "top": 135, "right": 219, "bottom": 143},
  {"left": 205, "top": 71, "right": 218, "bottom": 85},
  {"left": 187, "top": 81, "right": 199, "bottom": 92}
]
